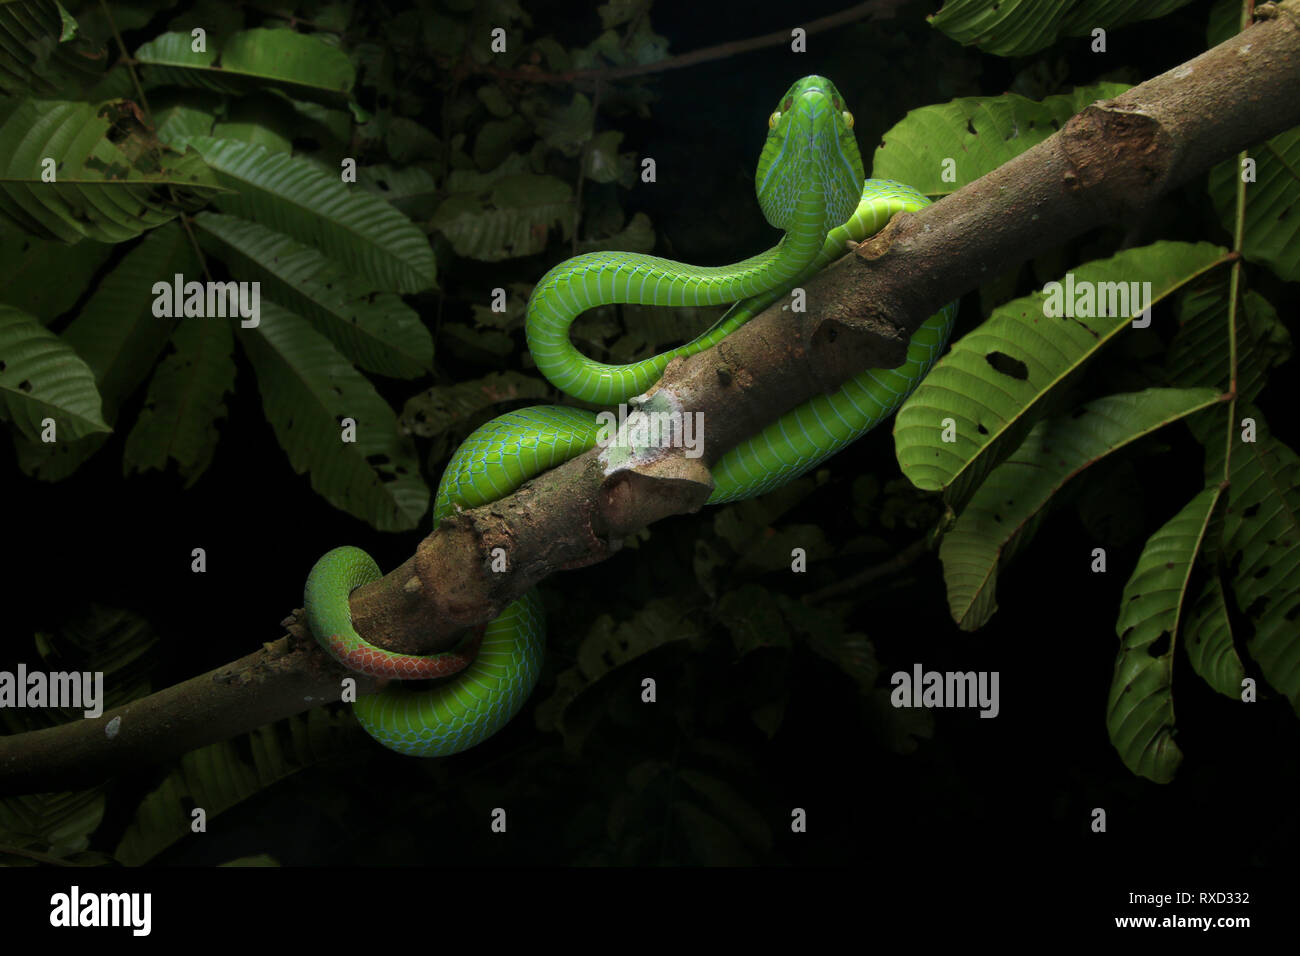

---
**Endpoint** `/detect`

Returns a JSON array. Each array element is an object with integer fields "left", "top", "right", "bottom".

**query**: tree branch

[
  {"left": 4, "top": 2, "right": 1300, "bottom": 794},
  {"left": 452, "top": 1, "right": 910, "bottom": 86}
]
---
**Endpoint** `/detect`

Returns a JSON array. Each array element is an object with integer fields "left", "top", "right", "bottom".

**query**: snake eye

[
  {"left": 842, "top": 110, "right": 854, "bottom": 129},
  {"left": 768, "top": 110, "right": 780, "bottom": 129},
  {"left": 783, "top": 97, "right": 793, "bottom": 112}
]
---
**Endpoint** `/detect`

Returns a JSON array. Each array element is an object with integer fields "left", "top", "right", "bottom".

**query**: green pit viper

[{"left": 305, "top": 75, "right": 958, "bottom": 757}]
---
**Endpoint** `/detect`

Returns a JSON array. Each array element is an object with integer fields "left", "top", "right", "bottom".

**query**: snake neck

[{"left": 526, "top": 176, "right": 843, "bottom": 407}]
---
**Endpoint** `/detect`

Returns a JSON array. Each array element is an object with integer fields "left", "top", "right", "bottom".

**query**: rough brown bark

[{"left": 3, "top": 2, "right": 1299, "bottom": 795}]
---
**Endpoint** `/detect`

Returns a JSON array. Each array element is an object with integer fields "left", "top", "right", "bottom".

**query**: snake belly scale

[{"left": 304, "top": 76, "right": 957, "bottom": 757}]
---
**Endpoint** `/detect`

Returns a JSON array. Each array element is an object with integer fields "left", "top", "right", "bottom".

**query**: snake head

[{"left": 756, "top": 75, "right": 864, "bottom": 235}]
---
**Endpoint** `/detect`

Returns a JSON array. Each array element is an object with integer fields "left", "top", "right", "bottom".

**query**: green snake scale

[{"left": 305, "top": 76, "right": 958, "bottom": 757}]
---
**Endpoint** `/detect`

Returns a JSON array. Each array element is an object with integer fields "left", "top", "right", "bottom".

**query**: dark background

[{"left": 4, "top": 0, "right": 1297, "bottom": 890}]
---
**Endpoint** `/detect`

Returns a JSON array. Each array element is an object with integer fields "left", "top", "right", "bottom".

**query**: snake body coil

[{"left": 305, "top": 76, "right": 957, "bottom": 756}]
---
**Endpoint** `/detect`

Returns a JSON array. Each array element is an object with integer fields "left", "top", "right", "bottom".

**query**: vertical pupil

[{"left": 783, "top": 98, "right": 792, "bottom": 111}]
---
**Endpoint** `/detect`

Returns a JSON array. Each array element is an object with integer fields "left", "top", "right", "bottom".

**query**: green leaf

[
  {"left": 533, "top": 91, "right": 593, "bottom": 156},
  {"left": 605, "top": 301, "right": 720, "bottom": 362},
  {"left": 941, "top": 387, "right": 1223, "bottom": 630},
  {"left": 929, "top": 0, "right": 1197, "bottom": 57},
  {"left": 194, "top": 212, "right": 432, "bottom": 378},
  {"left": 874, "top": 83, "right": 1131, "bottom": 194},
  {"left": 124, "top": 316, "right": 236, "bottom": 486},
  {"left": 358, "top": 163, "right": 439, "bottom": 220},
  {"left": 1208, "top": 128, "right": 1300, "bottom": 282},
  {"left": 0, "top": 303, "right": 108, "bottom": 441},
  {"left": 1208, "top": 407, "right": 1300, "bottom": 713},
  {"left": 240, "top": 301, "right": 429, "bottom": 531},
  {"left": 207, "top": 91, "right": 339, "bottom": 157},
  {"left": 1108, "top": 485, "right": 1222, "bottom": 783},
  {"left": 0, "top": 607, "right": 159, "bottom": 737},
  {"left": 1207, "top": 0, "right": 1245, "bottom": 46},
  {"left": 1183, "top": 566, "right": 1247, "bottom": 699},
  {"left": 0, "top": 98, "right": 222, "bottom": 243},
  {"left": 14, "top": 223, "right": 199, "bottom": 478},
  {"left": 190, "top": 137, "right": 436, "bottom": 293},
  {"left": 1167, "top": 279, "right": 1292, "bottom": 405},
  {"left": 584, "top": 130, "right": 625, "bottom": 184},
  {"left": 622, "top": 18, "right": 669, "bottom": 66},
  {"left": 896, "top": 241, "right": 1229, "bottom": 513},
  {"left": 476, "top": 83, "right": 513, "bottom": 117},
  {"left": 0, "top": 229, "right": 115, "bottom": 321},
  {"left": 0, "top": 0, "right": 105, "bottom": 97},
  {"left": 431, "top": 171, "right": 573, "bottom": 261},
  {"left": 808, "top": 626, "right": 880, "bottom": 694},
  {"left": 210, "top": 120, "right": 290, "bottom": 156},
  {"left": 399, "top": 369, "right": 550, "bottom": 465},
  {"left": 289, "top": 98, "right": 353, "bottom": 147},
  {"left": 577, "top": 211, "right": 655, "bottom": 254},
  {"left": 62, "top": 223, "right": 198, "bottom": 417},
  {"left": 135, "top": 28, "right": 355, "bottom": 108},
  {"left": 531, "top": 36, "right": 571, "bottom": 72},
  {"left": 151, "top": 98, "right": 218, "bottom": 150},
  {"left": 10, "top": 428, "right": 109, "bottom": 480},
  {"left": 0, "top": 789, "right": 106, "bottom": 862},
  {"left": 114, "top": 708, "right": 359, "bottom": 866},
  {"left": 385, "top": 116, "right": 442, "bottom": 163},
  {"left": 32, "top": 605, "right": 160, "bottom": 716},
  {"left": 468, "top": 281, "right": 531, "bottom": 330},
  {"left": 473, "top": 116, "right": 529, "bottom": 171}
]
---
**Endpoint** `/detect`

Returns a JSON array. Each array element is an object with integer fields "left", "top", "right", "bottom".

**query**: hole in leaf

[
  {"left": 985, "top": 351, "right": 1028, "bottom": 380},
  {"left": 1148, "top": 631, "right": 1171, "bottom": 657}
]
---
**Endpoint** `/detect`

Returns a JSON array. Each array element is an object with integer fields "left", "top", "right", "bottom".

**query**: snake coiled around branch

[{"left": 305, "top": 75, "right": 957, "bottom": 757}]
